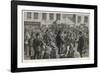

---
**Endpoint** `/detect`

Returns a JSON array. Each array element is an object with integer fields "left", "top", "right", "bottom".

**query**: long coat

[{"left": 77, "top": 36, "right": 84, "bottom": 56}]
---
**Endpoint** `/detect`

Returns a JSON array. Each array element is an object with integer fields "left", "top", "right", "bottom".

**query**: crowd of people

[{"left": 24, "top": 23, "right": 89, "bottom": 60}]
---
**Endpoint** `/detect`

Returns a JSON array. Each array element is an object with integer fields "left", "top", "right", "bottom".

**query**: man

[
  {"left": 43, "top": 29, "right": 51, "bottom": 45},
  {"left": 77, "top": 31, "right": 84, "bottom": 57},
  {"left": 55, "top": 31, "right": 64, "bottom": 56},
  {"left": 28, "top": 32, "right": 33, "bottom": 59},
  {"left": 32, "top": 33, "right": 43, "bottom": 59}
]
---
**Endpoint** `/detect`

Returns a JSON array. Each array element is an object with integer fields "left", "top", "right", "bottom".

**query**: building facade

[{"left": 24, "top": 11, "right": 89, "bottom": 28}]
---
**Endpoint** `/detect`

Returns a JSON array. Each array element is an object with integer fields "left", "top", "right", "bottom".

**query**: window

[
  {"left": 56, "top": 14, "right": 61, "bottom": 20},
  {"left": 34, "top": 12, "right": 38, "bottom": 19},
  {"left": 84, "top": 16, "right": 89, "bottom": 23},
  {"left": 42, "top": 13, "right": 47, "bottom": 20},
  {"left": 27, "top": 12, "right": 32, "bottom": 19},
  {"left": 72, "top": 14, "right": 76, "bottom": 23},
  {"left": 49, "top": 13, "right": 54, "bottom": 20},
  {"left": 78, "top": 16, "right": 81, "bottom": 23}
]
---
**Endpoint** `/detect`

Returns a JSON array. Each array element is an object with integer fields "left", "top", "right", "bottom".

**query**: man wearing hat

[{"left": 77, "top": 31, "right": 84, "bottom": 57}]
